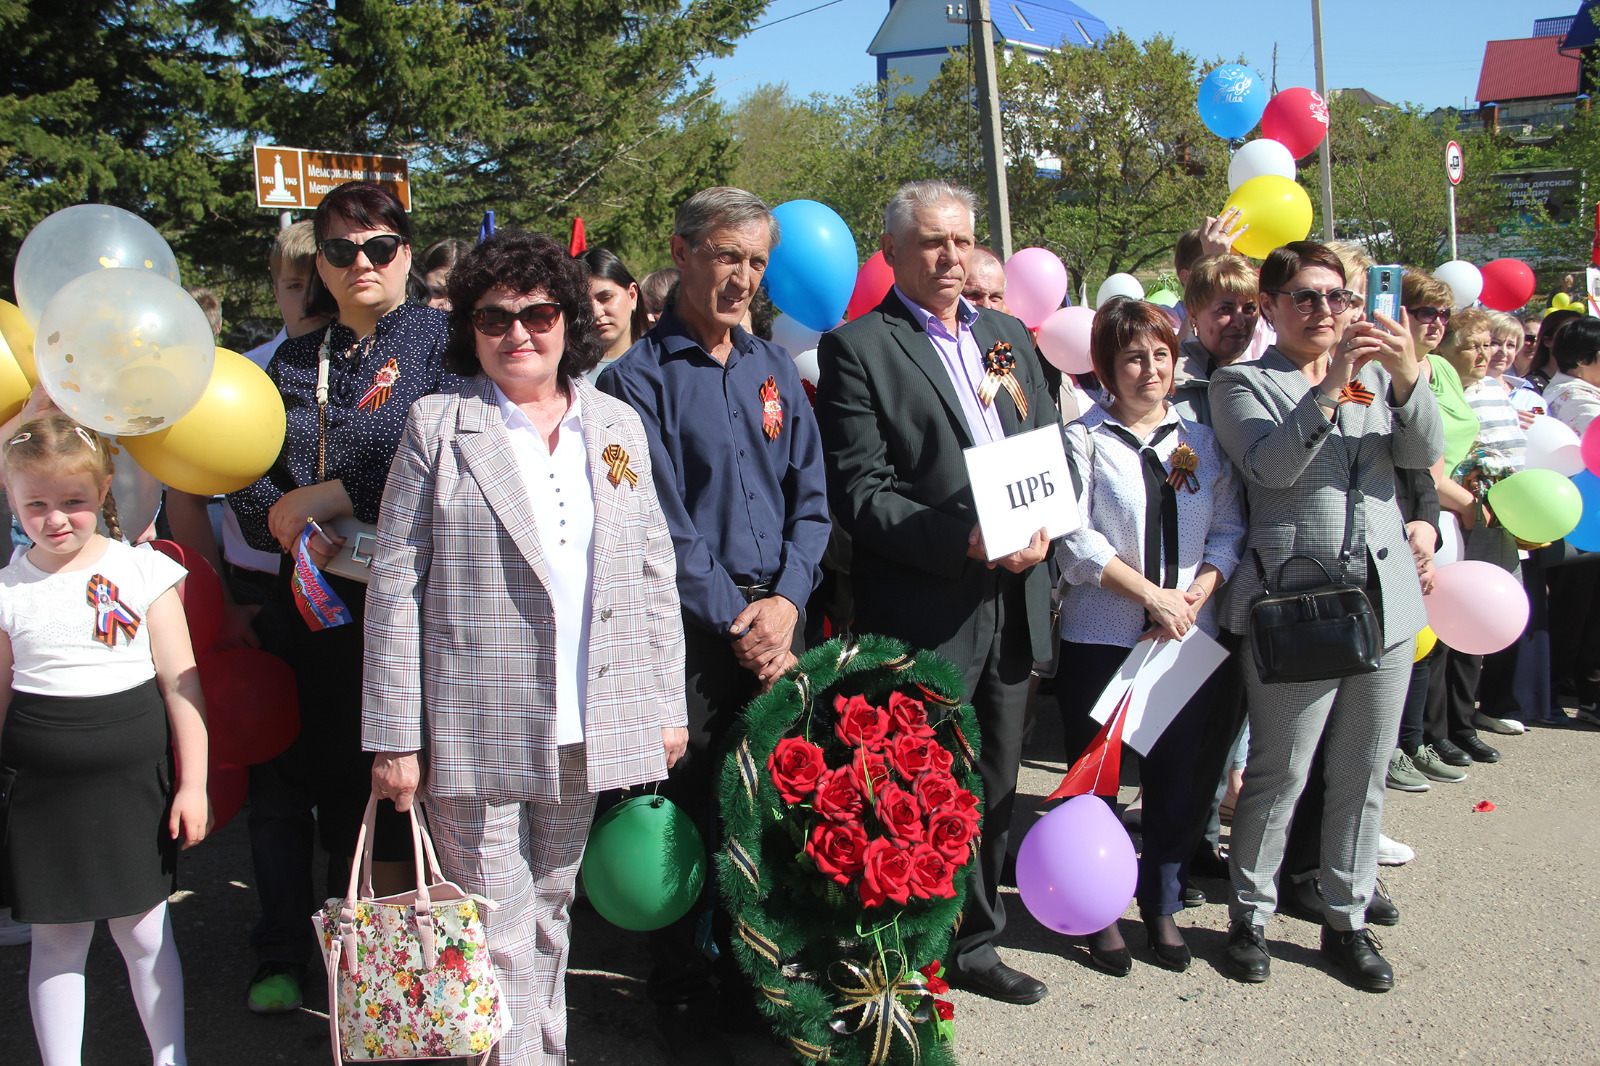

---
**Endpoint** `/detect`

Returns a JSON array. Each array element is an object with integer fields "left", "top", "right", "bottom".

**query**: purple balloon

[{"left": 1015, "top": 795, "right": 1137, "bottom": 935}]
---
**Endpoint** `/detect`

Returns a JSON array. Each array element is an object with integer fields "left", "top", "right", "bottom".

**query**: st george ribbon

[{"left": 292, "top": 526, "right": 352, "bottom": 630}]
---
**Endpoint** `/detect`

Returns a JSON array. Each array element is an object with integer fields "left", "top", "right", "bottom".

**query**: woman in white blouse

[{"left": 1057, "top": 297, "right": 1245, "bottom": 976}]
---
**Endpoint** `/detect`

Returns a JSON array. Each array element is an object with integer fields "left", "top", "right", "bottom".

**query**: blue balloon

[
  {"left": 1567, "top": 470, "right": 1600, "bottom": 551},
  {"left": 1196, "top": 65, "right": 1268, "bottom": 140},
  {"left": 764, "top": 200, "right": 858, "bottom": 332}
]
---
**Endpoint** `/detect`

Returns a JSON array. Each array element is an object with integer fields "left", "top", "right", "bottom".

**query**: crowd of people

[{"left": 0, "top": 175, "right": 1592, "bottom": 1066}]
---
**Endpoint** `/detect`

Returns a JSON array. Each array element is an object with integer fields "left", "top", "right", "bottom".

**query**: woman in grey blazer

[
  {"left": 363, "top": 232, "right": 688, "bottom": 1066},
  {"left": 1207, "top": 242, "right": 1442, "bottom": 993}
]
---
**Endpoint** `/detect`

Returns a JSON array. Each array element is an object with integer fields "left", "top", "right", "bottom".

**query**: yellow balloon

[
  {"left": 0, "top": 334, "right": 31, "bottom": 424},
  {"left": 1413, "top": 625, "right": 1437, "bottom": 663},
  {"left": 1222, "top": 175, "right": 1315, "bottom": 260},
  {"left": 0, "top": 299, "right": 36, "bottom": 383},
  {"left": 121, "top": 348, "right": 285, "bottom": 495},
  {"left": 1553, "top": 293, "right": 1573, "bottom": 310}
]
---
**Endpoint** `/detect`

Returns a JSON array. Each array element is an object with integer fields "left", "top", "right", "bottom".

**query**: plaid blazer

[
  {"left": 1208, "top": 349, "right": 1445, "bottom": 644},
  {"left": 362, "top": 375, "right": 687, "bottom": 800}
]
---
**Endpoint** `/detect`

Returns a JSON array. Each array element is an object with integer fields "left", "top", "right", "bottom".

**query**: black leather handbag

[{"left": 1247, "top": 477, "right": 1382, "bottom": 684}]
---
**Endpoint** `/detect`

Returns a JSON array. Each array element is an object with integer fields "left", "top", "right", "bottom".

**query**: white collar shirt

[
  {"left": 494, "top": 383, "right": 595, "bottom": 745},
  {"left": 893, "top": 286, "right": 1005, "bottom": 445}
]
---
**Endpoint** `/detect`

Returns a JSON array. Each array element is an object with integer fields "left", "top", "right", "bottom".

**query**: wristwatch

[{"left": 1314, "top": 389, "right": 1341, "bottom": 416}]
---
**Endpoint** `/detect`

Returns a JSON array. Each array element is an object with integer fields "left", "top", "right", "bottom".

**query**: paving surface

[{"left": 3, "top": 702, "right": 1597, "bottom": 1066}]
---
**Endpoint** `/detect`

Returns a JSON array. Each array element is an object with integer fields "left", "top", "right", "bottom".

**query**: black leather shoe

[
  {"left": 1278, "top": 877, "right": 1325, "bottom": 925},
  {"left": 657, "top": 1003, "right": 735, "bottom": 1066},
  {"left": 1320, "top": 926, "right": 1394, "bottom": 991},
  {"left": 1085, "top": 926, "right": 1132, "bottom": 977},
  {"left": 1140, "top": 911, "right": 1192, "bottom": 973},
  {"left": 1431, "top": 737, "right": 1473, "bottom": 767},
  {"left": 1181, "top": 883, "right": 1206, "bottom": 908},
  {"left": 1224, "top": 918, "right": 1270, "bottom": 983},
  {"left": 1454, "top": 734, "right": 1501, "bottom": 763},
  {"left": 1366, "top": 879, "right": 1400, "bottom": 927},
  {"left": 1189, "top": 846, "right": 1231, "bottom": 880},
  {"left": 948, "top": 961, "right": 1048, "bottom": 1004}
]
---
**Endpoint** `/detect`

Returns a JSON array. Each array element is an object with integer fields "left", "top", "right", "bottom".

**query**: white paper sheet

[
  {"left": 1089, "top": 629, "right": 1231, "bottom": 756},
  {"left": 962, "top": 425, "right": 1081, "bottom": 560}
]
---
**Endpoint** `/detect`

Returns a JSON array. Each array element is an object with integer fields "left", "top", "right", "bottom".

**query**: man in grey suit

[{"left": 815, "top": 180, "right": 1058, "bottom": 1005}]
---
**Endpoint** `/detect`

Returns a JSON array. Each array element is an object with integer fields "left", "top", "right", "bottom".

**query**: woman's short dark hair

[
  {"left": 1258, "top": 240, "right": 1346, "bottom": 296},
  {"left": 422, "top": 238, "right": 471, "bottom": 275},
  {"left": 1552, "top": 315, "right": 1600, "bottom": 375},
  {"left": 1536, "top": 308, "right": 1582, "bottom": 375},
  {"left": 576, "top": 247, "right": 647, "bottom": 344},
  {"left": 305, "top": 182, "right": 413, "bottom": 318},
  {"left": 444, "top": 231, "right": 604, "bottom": 382},
  {"left": 1090, "top": 297, "right": 1179, "bottom": 399}
]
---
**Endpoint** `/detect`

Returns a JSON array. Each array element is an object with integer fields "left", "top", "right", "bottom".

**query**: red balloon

[
  {"left": 150, "top": 540, "right": 225, "bottom": 658},
  {"left": 1478, "top": 259, "right": 1537, "bottom": 312},
  {"left": 845, "top": 251, "right": 895, "bottom": 321},
  {"left": 1260, "top": 88, "right": 1330, "bottom": 159},
  {"left": 198, "top": 647, "right": 301, "bottom": 766},
  {"left": 209, "top": 759, "right": 249, "bottom": 833}
]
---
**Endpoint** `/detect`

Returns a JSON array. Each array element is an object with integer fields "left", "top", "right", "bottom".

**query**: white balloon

[
  {"left": 1435, "top": 511, "right": 1463, "bottom": 568},
  {"left": 101, "top": 440, "right": 164, "bottom": 542},
  {"left": 771, "top": 313, "right": 823, "bottom": 359},
  {"left": 793, "top": 347, "right": 819, "bottom": 387},
  {"left": 15, "top": 204, "right": 181, "bottom": 329},
  {"left": 1228, "top": 139, "right": 1297, "bottom": 192},
  {"left": 1434, "top": 261, "right": 1483, "bottom": 310},
  {"left": 1095, "top": 273, "right": 1144, "bottom": 309},
  {"left": 1524, "top": 415, "right": 1586, "bottom": 477}
]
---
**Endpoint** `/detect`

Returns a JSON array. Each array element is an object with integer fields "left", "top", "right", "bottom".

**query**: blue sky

[{"left": 701, "top": 0, "right": 1562, "bottom": 112}]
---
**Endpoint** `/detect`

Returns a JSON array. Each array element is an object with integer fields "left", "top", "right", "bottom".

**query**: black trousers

[
  {"left": 1397, "top": 652, "right": 1432, "bottom": 754},
  {"left": 1479, "top": 549, "right": 1551, "bottom": 722},
  {"left": 1548, "top": 555, "right": 1600, "bottom": 705},
  {"left": 1424, "top": 645, "right": 1483, "bottom": 745},
  {"left": 1184, "top": 631, "right": 1248, "bottom": 858}
]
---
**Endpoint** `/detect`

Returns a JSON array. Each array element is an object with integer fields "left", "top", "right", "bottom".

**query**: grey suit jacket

[
  {"left": 361, "top": 376, "right": 687, "bottom": 800},
  {"left": 1207, "top": 348, "right": 1444, "bottom": 645},
  {"left": 815, "top": 292, "right": 1061, "bottom": 665}
]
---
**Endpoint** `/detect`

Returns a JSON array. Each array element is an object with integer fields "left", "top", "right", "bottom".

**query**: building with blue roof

[{"left": 867, "top": 0, "right": 1109, "bottom": 96}]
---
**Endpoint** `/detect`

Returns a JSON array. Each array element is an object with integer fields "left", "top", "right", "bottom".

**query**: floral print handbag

[{"left": 314, "top": 794, "right": 505, "bottom": 1064}]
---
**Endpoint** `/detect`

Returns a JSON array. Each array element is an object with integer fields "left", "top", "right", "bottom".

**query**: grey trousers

[{"left": 1228, "top": 642, "right": 1411, "bottom": 931}]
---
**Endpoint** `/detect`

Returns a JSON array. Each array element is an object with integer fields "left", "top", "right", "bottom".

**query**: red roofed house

[{"left": 1466, "top": 14, "right": 1587, "bottom": 140}]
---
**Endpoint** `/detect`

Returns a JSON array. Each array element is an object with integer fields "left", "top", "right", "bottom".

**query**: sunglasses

[
  {"left": 1264, "top": 288, "right": 1356, "bottom": 315},
  {"left": 1524, "top": 334, "right": 1538, "bottom": 344},
  {"left": 471, "top": 303, "right": 562, "bottom": 337},
  {"left": 320, "top": 235, "right": 407, "bottom": 268},
  {"left": 1406, "top": 306, "right": 1451, "bottom": 326}
]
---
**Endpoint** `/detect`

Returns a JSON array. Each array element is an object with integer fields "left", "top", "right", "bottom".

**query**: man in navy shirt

[{"left": 597, "top": 186, "right": 829, "bottom": 1064}]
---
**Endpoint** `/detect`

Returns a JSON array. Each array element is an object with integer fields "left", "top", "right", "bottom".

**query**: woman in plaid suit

[{"left": 363, "top": 231, "right": 688, "bottom": 1065}]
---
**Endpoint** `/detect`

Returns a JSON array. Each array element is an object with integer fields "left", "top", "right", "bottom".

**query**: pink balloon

[
  {"left": 1424, "top": 560, "right": 1530, "bottom": 656},
  {"left": 1016, "top": 795, "right": 1136, "bottom": 935},
  {"left": 1582, "top": 414, "right": 1600, "bottom": 478},
  {"left": 1004, "top": 247, "right": 1069, "bottom": 329},
  {"left": 1037, "top": 306, "right": 1096, "bottom": 374}
]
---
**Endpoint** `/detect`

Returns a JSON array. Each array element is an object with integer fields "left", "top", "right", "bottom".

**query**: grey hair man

[{"left": 963, "top": 245, "right": 1010, "bottom": 314}]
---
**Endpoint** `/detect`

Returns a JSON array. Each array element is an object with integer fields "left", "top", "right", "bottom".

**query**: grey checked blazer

[
  {"left": 1208, "top": 348, "right": 1444, "bottom": 645},
  {"left": 362, "top": 375, "right": 687, "bottom": 801}
]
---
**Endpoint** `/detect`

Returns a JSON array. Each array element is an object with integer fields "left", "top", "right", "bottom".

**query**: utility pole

[
  {"left": 1311, "top": 0, "right": 1335, "bottom": 241},
  {"left": 279, "top": 211, "right": 293, "bottom": 231},
  {"left": 958, "top": 0, "right": 1013, "bottom": 258}
]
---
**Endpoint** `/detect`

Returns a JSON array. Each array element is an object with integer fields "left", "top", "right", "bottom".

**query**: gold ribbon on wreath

[{"left": 827, "top": 952, "right": 932, "bottom": 1066}]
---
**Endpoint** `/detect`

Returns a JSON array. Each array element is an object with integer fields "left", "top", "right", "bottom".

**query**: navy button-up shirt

[
  {"left": 597, "top": 311, "right": 830, "bottom": 637},
  {"left": 229, "top": 301, "right": 455, "bottom": 553}
]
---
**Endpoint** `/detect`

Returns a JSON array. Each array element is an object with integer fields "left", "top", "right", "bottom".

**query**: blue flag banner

[
  {"left": 291, "top": 526, "right": 353, "bottom": 631},
  {"left": 478, "top": 210, "right": 496, "bottom": 244}
]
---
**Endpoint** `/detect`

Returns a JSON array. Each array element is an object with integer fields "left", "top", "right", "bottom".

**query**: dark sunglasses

[
  {"left": 319, "top": 235, "right": 407, "bottom": 268},
  {"left": 1406, "top": 305, "right": 1451, "bottom": 326},
  {"left": 471, "top": 303, "right": 562, "bottom": 337},
  {"left": 1524, "top": 333, "right": 1538, "bottom": 344},
  {"left": 1264, "top": 288, "right": 1355, "bottom": 315}
]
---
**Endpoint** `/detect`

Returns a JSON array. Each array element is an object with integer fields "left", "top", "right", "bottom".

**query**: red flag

[
  {"left": 1045, "top": 689, "right": 1130, "bottom": 800},
  {"left": 570, "top": 217, "right": 587, "bottom": 257}
]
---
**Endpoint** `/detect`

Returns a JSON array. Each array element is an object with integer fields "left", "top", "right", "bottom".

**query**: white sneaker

[
  {"left": 1472, "top": 711, "right": 1527, "bottom": 735},
  {"left": 0, "top": 907, "right": 31, "bottom": 946},
  {"left": 1376, "top": 834, "right": 1414, "bottom": 866}
]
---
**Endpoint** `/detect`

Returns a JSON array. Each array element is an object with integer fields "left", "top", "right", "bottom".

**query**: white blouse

[{"left": 1057, "top": 403, "right": 1246, "bottom": 648}]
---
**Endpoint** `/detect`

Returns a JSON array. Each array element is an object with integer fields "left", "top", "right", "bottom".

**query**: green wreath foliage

[{"left": 717, "top": 634, "right": 985, "bottom": 1066}]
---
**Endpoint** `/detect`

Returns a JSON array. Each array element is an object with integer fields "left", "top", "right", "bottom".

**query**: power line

[{"left": 751, "top": 0, "right": 850, "bottom": 32}]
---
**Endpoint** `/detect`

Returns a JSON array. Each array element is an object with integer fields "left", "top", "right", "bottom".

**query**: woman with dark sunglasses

[
  {"left": 227, "top": 181, "right": 455, "bottom": 1012},
  {"left": 364, "top": 231, "right": 686, "bottom": 1066}
]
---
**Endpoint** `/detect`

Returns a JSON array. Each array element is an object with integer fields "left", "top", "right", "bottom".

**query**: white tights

[{"left": 28, "top": 901, "right": 186, "bottom": 1066}]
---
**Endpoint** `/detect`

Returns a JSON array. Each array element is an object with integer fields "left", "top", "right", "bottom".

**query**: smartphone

[{"left": 1366, "top": 264, "right": 1403, "bottom": 324}]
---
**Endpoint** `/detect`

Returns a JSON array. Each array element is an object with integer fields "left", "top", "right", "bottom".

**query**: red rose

[
  {"left": 812, "top": 765, "right": 864, "bottom": 823},
  {"left": 927, "top": 808, "right": 978, "bottom": 864},
  {"left": 952, "top": 788, "right": 980, "bottom": 822},
  {"left": 874, "top": 781, "right": 927, "bottom": 845},
  {"left": 919, "top": 960, "right": 950, "bottom": 995},
  {"left": 859, "top": 838, "right": 914, "bottom": 908},
  {"left": 934, "top": 999, "right": 954, "bottom": 1022},
  {"left": 767, "top": 736, "right": 827, "bottom": 804},
  {"left": 806, "top": 819, "right": 870, "bottom": 885},
  {"left": 887, "top": 691, "right": 935, "bottom": 737},
  {"left": 927, "top": 742, "right": 954, "bottom": 773},
  {"left": 915, "top": 770, "right": 960, "bottom": 813},
  {"left": 890, "top": 732, "right": 942, "bottom": 782},
  {"left": 848, "top": 747, "right": 893, "bottom": 799},
  {"left": 835, "top": 694, "right": 890, "bottom": 749},
  {"left": 907, "top": 843, "right": 957, "bottom": 900}
]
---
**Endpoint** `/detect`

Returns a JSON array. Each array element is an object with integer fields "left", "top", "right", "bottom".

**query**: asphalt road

[{"left": 3, "top": 702, "right": 1597, "bottom": 1066}]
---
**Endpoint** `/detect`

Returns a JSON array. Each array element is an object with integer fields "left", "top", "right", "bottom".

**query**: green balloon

[
  {"left": 581, "top": 795, "right": 707, "bottom": 931},
  {"left": 1147, "top": 289, "right": 1180, "bottom": 308},
  {"left": 1487, "top": 468, "right": 1584, "bottom": 544}
]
